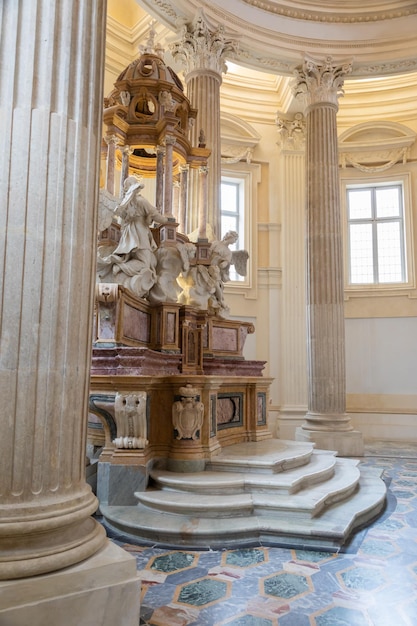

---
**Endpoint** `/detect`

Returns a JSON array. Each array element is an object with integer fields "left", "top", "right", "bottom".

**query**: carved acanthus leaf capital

[
  {"left": 276, "top": 112, "right": 306, "bottom": 151},
  {"left": 292, "top": 56, "right": 352, "bottom": 111},
  {"left": 170, "top": 9, "right": 238, "bottom": 77}
]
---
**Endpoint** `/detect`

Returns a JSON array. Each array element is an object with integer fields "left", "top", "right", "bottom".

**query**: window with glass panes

[
  {"left": 347, "top": 183, "right": 406, "bottom": 284},
  {"left": 220, "top": 178, "right": 244, "bottom": 281}
]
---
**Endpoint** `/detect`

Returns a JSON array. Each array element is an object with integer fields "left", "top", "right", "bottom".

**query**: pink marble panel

[
  {"left": 123, "top": 304, "right": 151, "bottom": 344},
  {"left": 217, "top": 395, "right": 242, "bottom": 427},
  {"left": 166, "top": 312, "right": 176, "bottom": 344},
  {"left": 212, "top": 327, "right": 238, "bottom": 352}
]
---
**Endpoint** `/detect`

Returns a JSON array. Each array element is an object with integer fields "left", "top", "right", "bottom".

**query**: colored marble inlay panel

[
  {"left": 212, "top": 326, "right": 238, "bottom": 351},
  {"left": 225, "top": 615, "right": 273, "bottom": 626},
  {"left": 225, "top": 548, "right": 266, "bottom": 568},
  {"left": 315, "top": 606, "right": 370, "bottom": 626},
  {"left": 177, "top": 578, "right": 228, "bottom": 607},
  {"left": 263, "top": 573, "right": 309, "bottom": 599},
  {"left": 339, "top": 566, "right": 385, "bottom": 591},
  {"left": 217, "top": 394, "right": 243, "bottom": 429},
  {"left": 210, "top": 394, "right": 217, "bottom": 437},
  {"left": 123, "top": 304, "right": 150, "bottom": 343},
  {"left": 257, "top": 393, "right": 266, "bottom": 425},
  {"left": 150, "top": 551, "right": 196, "bottom": 573},
  {"left": 166, "top": 311, "right": 176, "bottom": 344}
]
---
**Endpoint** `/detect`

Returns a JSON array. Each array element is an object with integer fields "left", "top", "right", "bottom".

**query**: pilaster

[{"left": 276, "top": 114, "right": 308, "bottom": 438}]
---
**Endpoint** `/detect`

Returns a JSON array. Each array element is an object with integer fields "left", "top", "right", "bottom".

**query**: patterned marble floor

[{"left": 105, "top": 441, "right": 417, "bottom": 626}]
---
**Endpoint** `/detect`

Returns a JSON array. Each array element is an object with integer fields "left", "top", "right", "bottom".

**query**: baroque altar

[{"left": 89, "top": 28, "right": 272, "bottom": 511}]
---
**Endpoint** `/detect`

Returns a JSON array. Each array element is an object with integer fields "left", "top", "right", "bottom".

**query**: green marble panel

[
  {"left": 263, "top": 572, "right": 309, "bottom": 599},
  {"left": 225, "top": 548, "right": 266, "bottom": 567},
  {"left": 151, "top": 551, "right": 195, "bottom": 572},
  {"left": 178, "top": 578, "right": 227, "bottom": 606}
]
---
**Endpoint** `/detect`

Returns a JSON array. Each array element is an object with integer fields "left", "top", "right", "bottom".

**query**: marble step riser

[
  {"left": 205, "top": 456, "right": 312, "bottom": 474},
  {"left": 150, "top": 465, "right": 337, "bottom": 496},
  {"left": 105, "top": 517, "right": 345, "bottom": 549},
  {"left": 136, "top": 481, "right": 360, "bottom": 519}
]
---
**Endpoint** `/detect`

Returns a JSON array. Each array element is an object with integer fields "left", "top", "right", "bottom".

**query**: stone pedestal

[{"left": 0, "top": 542, "right": 140, "bottom": 626}]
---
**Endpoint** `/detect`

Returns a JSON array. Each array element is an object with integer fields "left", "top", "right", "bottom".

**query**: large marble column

[
  {"left": 292, "top": 57, "right": 363, "bottom": 456},
  {"left": 171, "top": 10, "right": 237, "bottom": 238},
  {"left": 0, "top": 5, "right": 139, "bottom": 620}
]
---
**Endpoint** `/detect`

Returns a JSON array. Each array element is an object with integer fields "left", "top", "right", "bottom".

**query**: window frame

[
  {"left": 341, "top": 173, "right": 415, "bottom": 294},
  {"left": 220, "top": 164, "right": 259, "bottom": 293}
]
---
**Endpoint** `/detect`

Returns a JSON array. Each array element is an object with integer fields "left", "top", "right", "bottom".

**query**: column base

[
  {"left": 0, "top": 540, "right": 140, "bottom": 626},
  {"left": 295, "top": 426, "right": 364, "bottom": 457}
]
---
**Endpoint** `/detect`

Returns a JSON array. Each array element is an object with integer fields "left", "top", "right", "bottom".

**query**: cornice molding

[
  {"left": 136, "top": 0, "right": 417, "bottom": 78},
  {"left": 239, "top": 0, "right": 417, "bottom": 23}
]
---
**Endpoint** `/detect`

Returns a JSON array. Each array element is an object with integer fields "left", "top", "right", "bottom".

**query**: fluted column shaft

[
  {"left": 292, "top": 57, "right": 362, "bottom": 450},
  {"left": 156, "top": 145, "right": 165, "bottom": 212},
  {"left": 164, "top": 135, "right": 176, "bottom": 216},
  {"left": 171, "top": 11, "right": 237, "bottom": 238},
  {"left": 105, "top": 134, "right": 119, "bottom": 195},
  {"left": 0, "top": 0, "right": 107, "bottom": 578},
  {"left": 186, "top": 70, "right": 221, "bottom": 235},
  {"left": 305, "top": 103, "right": 347, "bottom": 420},
  {"left": 120, "top": 145, "right": 133, "bottom": 197},
  {"left": 178, "top": 164, "right": 189, "bottom": 234}
]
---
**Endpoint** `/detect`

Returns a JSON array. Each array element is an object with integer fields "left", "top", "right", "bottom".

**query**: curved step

[
  {"left": 140, "top": 459, "right": 360, "bottom": 519},
  {"left": 136, "top": 490, "right": 253, "bottom": 517},
  {"left": 102, "top": 467, "right": 386, "bottom": 550},
  {"left": 150, "top": 451, "right": 337, "bottom": 496},
  {"left": 205, "top": 440, "right": 316, "bottom": 473}
]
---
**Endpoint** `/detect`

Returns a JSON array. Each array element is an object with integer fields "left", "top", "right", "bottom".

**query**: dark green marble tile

[
  {"left": 340, "top": 565, "right": 385, "bottom": 591},
  {"left": 263, "top": 572, "right": 309, "bottom": 599},
  {"left": 225, "top": 548, "right": 266, "bottom": 567},
  {"left": 178, "top": 578, "right": 228, "bottom": 606},
  {"left": 225, "top": 615, "right": 273, "bottom": 626},
  {"left": 150, "top": 551, "right": 196, "bottom": 572},
  {"left": 315, "top": 606, "right": 373, "bottom": 626}
]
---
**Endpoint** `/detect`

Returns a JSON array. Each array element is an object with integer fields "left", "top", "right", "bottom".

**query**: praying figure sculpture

[
  {"left": 97, "top": 177, "right": 169, "bottom": 298},
  {"left": 113, "top": 391, "right": 148, "bottom": 449},
  {"left": 172, "top": 384, "right": 204, "bottom": 440}
]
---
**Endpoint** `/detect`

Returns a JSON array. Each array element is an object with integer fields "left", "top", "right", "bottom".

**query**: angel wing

[
  {"left": 98, "top": 188, "right": 119, "bottom": 232},
  {"left": 231, "top": 249, "right": 249, "bottom": 277}
]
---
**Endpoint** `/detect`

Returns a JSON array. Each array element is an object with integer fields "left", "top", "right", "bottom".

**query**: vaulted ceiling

[{"left": 106, "top": 0, "right": 417, "bottom": 126}]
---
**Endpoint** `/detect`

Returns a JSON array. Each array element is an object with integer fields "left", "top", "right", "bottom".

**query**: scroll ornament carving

[
  {"left": 113, "top": 392, "right": 149, "bottom": 449},
  {"left": 96, "top": 282, "right": 119, "bottom": 303},
  {"left": 292, "top": 56, "right": 352, "bottom": 110},
  {"left": 172, "top": 384, "right": 204, "bottom": 440},
  {"left": 170, "top": 10, "right": 238, "bottom": 76}
]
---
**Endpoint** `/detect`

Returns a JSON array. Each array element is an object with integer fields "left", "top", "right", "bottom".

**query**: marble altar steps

[{"left": 102, "top": 440, "right": 386, "bottom": 550}]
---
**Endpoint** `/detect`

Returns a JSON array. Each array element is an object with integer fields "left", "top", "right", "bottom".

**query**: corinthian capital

[
  {"left": 170, "top": 9, "right": 238, "bottom": 77},
  {"left": 276, "top": 112, "right": 306, "bottom": 151},
  {"left": 292, "top": 56, "right": 352, "bottom": 111}
]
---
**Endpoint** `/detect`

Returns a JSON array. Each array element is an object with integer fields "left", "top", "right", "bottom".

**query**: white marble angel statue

[
  {"left": 96, "top": 177, "right": 169, "bottom": 299},
  {"left": 207, "top": 231, "right": 249, "bottom": 317}
]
